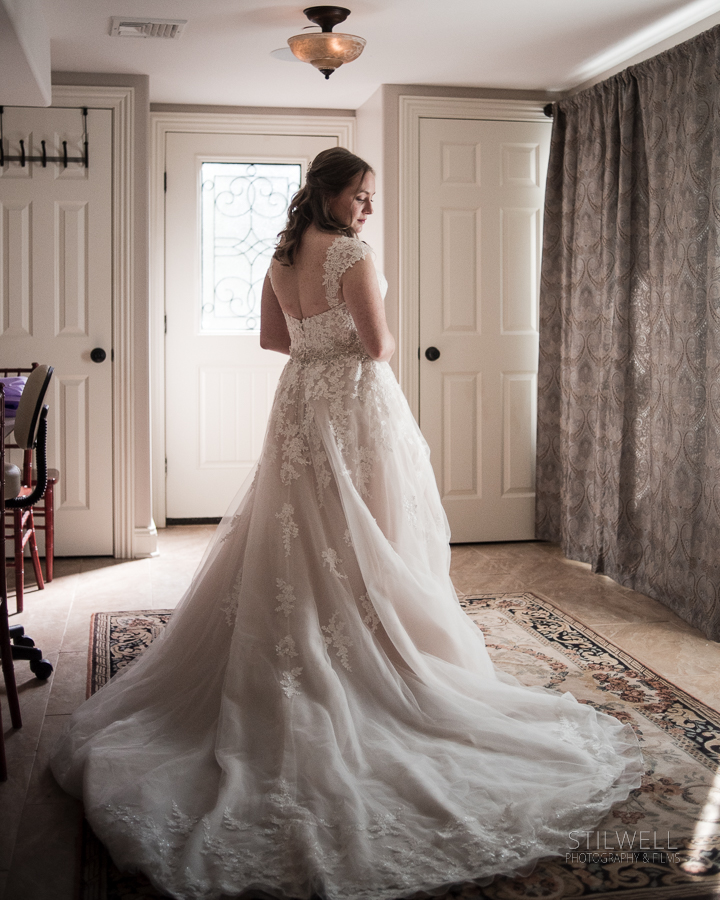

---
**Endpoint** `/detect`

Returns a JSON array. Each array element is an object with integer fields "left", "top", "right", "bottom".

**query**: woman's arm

[
  {"left": 260, "top": 272, "right": 291, "bottom": 355},
  {"left": 342, "top": 256, "right": 395, "bottom": 362}
]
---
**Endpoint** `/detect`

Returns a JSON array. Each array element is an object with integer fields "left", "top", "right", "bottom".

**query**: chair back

[{"left": 13, "top": 366, "right": 53, "bottom": 451}]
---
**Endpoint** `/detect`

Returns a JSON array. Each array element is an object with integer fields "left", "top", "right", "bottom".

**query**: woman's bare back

[{"left": 270, "top": 226, "right": 346, "bottom": 321}]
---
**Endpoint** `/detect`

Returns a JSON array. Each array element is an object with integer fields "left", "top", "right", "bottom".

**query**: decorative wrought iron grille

[{"left": 200, "top": 162, "right": 301, "bottom": 333}]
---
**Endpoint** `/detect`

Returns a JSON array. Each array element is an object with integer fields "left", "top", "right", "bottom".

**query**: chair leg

[
  {"left": 13, "top": 509, "right": 23, "bottom": 614},
  {"left": 45, "top": 482, "right": 54, "bottom": 582},
  {"left": 27, "top": 510, "right": 44, "bottom": 592}
]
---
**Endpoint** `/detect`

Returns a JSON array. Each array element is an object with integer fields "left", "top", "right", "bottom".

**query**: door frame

[
  {"left": 398, "top": 96, "right": 548, "bottom": 419},
  {"left": 150, "top": 112, "right": 355, "bottom": 527},
  {"left": 51, "top": 85, "right": 137, "bottom": 557}
]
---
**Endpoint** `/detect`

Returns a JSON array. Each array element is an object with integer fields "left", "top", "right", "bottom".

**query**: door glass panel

[{"left": 200, "top": 162, "right": 301, "bottom": 333}]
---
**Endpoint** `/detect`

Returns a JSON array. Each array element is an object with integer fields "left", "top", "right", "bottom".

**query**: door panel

[
  {"left": 164, "top": 132, "right": 338, "bottom": 519},
  {"left": 0, "top": 107, "right": 114, "bottom": 554},
  {"left": 419, "top": 117, "right": 551, "bottom": 542}
]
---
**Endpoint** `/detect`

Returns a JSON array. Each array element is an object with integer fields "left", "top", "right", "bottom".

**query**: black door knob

[
  {"left": 425, "top": 346, "right": 441, "bottom": 362},
  {"left": 90, "top": 348, "right": 107, "bottom": 363}
]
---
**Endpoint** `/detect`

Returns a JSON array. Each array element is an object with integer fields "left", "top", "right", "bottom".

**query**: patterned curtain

[{"left": 537, "top": 26, "right": 720, "bottom": 640}]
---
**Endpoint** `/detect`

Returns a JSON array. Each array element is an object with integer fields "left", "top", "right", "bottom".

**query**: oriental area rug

[{"left": 79, "top": 594, "right": 720, "bottom": 900}]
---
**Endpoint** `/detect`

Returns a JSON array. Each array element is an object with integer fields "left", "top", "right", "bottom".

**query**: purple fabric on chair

[{"left": 0, "top": 378, "right": 27, "bottom": 415}]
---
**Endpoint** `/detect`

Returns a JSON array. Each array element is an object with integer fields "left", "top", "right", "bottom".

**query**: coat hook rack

[{"left": 0, "top": 107, "right": 89, "bottom": 169}]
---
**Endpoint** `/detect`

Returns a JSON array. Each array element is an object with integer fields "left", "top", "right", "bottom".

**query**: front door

[
  {"left": 419, "top": 116, "right": 551, "bottom": 542},
  {"left": 0, "top": 106, "right": 114, "bottom": 555},
  {"left": 164, "top": 131, "right": 339, "bottom": 519}
]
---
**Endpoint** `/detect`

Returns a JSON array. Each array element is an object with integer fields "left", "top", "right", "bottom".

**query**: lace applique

[
  {"left": 307, "top": 417, "right": 332, "bottom": 506},
  {"left": 275, "top": 579, "right": 296, "bottom": 617},
  {"left": 344, "top": 528, "right": 353, "bottom": 546},
  {"left": 220, "top": 571, "right": 242, "bottom": 626},
  {"left": 359, "top": 593, "right": 379, "bottom": 633},
  {"left": 276, "top": 503, "right": 299, "bottom": 556},
  {"left": 101, "top": 773, "right": 629, "bottom": 900},
  {"left": 276, "top": 635, "right": 298, "bottom": 658},
  {"left": 353, "top": 810, "right": 404, "bottom": 838},
  {"left": 221, "top": 809, "right": 252, "bottom": 832},
  {"left": 167, "top": 801, "right": 200, "bottom": 836},
  {"left": 322, "top": 236, "right": 370, "bottom": 307},
  {"left": 355, "top": 447, "right": 375, "bottom": 497},
  {"left": 403, "top": 494, "right": 420, "bottom": 529},
  {"left": 278, "top": 421, "right": 311, "bottom": 485},
  {"left": 279, "top": 667, "right": 303, "bottom": 698},
  {"left": 321, "top": 547, "right": 346, "bottom": 578},
  {"left": 556, "top": 713, "right": 606, "bottom": 756},
  {"left": 322, "top": 613, "right": 353, "bottom": 670}
]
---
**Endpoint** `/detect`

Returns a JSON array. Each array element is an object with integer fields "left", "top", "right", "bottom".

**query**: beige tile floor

[{"left": 1, "top": 527, "right": 719, "bottom": 900}]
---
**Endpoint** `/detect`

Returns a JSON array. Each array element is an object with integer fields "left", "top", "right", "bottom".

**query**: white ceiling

[{"left": 44, "top": 0, "right": 720, "bottom": 109}]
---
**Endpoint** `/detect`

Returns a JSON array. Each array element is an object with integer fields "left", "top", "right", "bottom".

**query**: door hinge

[
  {"left": 165, "top": 457, "right": 168, "bottom": 474},
  {"left": 164, "top": 171, "right": 167, "bottom": 192},
  {"left": 164, "top": 314, "right": 167, "bottom": 334}
]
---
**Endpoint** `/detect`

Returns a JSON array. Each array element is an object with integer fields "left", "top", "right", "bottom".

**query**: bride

[{"left": 52, "top": 148, "right": 643, "bottom": 900}]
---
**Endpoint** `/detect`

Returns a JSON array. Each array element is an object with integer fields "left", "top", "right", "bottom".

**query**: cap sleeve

[{"left": 322, "top": 236, "right": 371, "bottom": 307}]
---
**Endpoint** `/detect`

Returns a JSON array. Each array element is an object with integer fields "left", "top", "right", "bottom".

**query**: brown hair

[{"left": 274, "top": 147, "right": 374, "bottom": 266}]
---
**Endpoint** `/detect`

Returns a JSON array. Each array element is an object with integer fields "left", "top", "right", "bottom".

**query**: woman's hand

[
  {"left": 260, "top": 273, "right": 291, "bottom": 355},
  {"left": 342, "top": 256, "right": 395, "bottom": 362}
]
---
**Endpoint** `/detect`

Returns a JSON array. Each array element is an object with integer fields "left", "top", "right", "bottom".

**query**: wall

[{"left": 569, "top": 9, "right": 720, "bottom": 93}]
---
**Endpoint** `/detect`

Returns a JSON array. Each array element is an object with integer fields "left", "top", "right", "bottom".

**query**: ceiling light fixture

[{"left": 287, "top": 6, "right": 365, "bottom": 80}]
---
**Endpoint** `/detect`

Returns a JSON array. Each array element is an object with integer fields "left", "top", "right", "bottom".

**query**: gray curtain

[{"left": 537, "top": 26, "right": 720, "bottom": 640}]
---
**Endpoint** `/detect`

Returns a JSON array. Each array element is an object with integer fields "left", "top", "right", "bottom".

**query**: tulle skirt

[{"left": 51, "top": 355, "right": 643, "bottom": 900}]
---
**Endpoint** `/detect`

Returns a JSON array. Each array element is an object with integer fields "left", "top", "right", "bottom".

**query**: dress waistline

[{"left": 289, "top": 348, "right": 369, "bottom": 366}]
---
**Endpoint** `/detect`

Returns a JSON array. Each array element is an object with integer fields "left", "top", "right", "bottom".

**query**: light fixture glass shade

[{"left": 287, "top": 32, "right": 366, "bottom": 78}]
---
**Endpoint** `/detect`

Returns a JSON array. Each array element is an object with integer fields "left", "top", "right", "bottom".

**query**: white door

[
  {"left": 419, "top": 117, "right": 551, "bottom": 542},
  {"left": 0, "top": 106, "right": 114, "bottom": 555},
  {"left": 165, "top": 132, "right": 340, "bottom": 520}
]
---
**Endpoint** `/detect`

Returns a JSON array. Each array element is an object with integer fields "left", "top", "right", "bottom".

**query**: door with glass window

[{"left": 164, "top": 132, "right": 338, "bottom": 519}]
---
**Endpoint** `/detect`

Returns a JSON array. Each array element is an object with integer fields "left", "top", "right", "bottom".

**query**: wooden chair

[
  {"left": 3, "top": 365, "right": 54, "bottom": 613},
  {"left": 0, "top": 364, "right": 59, "bottom": 586}
]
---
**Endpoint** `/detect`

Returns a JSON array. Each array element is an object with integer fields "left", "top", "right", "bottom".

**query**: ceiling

[{"left": 44, "top": 0, "right": 720, "bottom": 109}]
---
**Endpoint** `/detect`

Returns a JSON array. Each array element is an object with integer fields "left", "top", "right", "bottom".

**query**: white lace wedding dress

[{"left": 52, "top": 236, "right": 643, "bottom": 900}]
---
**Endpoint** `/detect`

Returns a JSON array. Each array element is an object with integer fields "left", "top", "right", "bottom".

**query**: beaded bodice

[
  {"left": 284, "top": 304, "right": 367, "bottom": 365},
  {"left": 274, "top": 235, "right": 371, "bottom": 366}
]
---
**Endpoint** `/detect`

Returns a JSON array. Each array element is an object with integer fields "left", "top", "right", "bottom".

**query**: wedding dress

[{"left": 52, "top": 236, "right": 643, "bottom": 900}]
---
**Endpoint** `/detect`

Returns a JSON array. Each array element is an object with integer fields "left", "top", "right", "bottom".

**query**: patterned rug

[{"left": 79, "top": 594, "right": 720, "bottom": 900}]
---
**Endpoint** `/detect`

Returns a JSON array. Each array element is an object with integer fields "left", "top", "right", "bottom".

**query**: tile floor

[{"left": 1, "top": 527, "right": 719, "bottom": 900}]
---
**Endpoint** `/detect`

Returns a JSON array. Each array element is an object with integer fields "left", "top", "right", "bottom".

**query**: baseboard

[{"left": 133, "top": 522, "right": 159, "bottom": 558}]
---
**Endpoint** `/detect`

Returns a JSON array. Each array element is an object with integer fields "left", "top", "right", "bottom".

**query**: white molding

[
  {"left": 398, "top": 96, "right": 548, "bottom": 418},
  {"left": 567, "top": 0, "right": 720, "bottom": 88},
  {"left": 150, "top": 111, "right": 356, "bottom": 528},
  {"left": 52, "top": 85, "right": 136, "bottom": 558},
  {"left": 134, "top": 524, "right": 159, "bottom": 558}
]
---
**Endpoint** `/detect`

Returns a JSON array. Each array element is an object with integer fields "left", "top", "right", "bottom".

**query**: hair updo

[{"left": 274, "top": 147, "right": 374, "bottom": 266}]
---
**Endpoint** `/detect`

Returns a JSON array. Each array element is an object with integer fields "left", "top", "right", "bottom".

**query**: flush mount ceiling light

[{"left": 287, "top": 6, "right": 366, "bottom": 79}]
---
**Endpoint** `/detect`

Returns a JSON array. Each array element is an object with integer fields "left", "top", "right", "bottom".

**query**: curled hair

[{"left": 274, "top": 148, "right": 374, "bottom": 266}]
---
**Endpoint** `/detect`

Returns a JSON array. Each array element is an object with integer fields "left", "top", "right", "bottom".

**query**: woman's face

[{"left": 329, "top": 170, "right": 375, "bottom": 234}]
